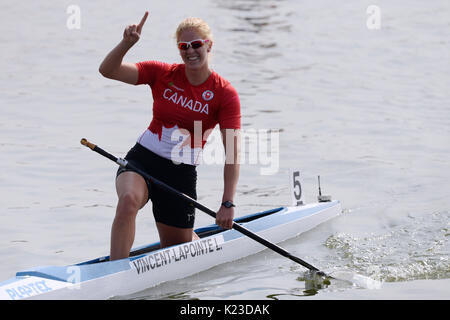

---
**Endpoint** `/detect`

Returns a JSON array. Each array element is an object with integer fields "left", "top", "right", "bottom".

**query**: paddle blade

[
  {"left": 298, "top": 270, "right": 332, "bottom": 295},
  {"left": 329, "top": 270, "right": 383, "bottom": 289}
]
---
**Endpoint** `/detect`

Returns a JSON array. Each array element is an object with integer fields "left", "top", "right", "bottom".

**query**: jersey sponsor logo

[
  {"left": 163, "top": 88, "right": 209, "bottom": 114},
  {"left": 202, "top": 90, "right": 214, "bottom": 101}
]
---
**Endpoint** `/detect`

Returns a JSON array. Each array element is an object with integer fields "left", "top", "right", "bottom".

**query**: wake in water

[
  {"left": 324, "top": 210, "right": 450, "bottom": 283},
  {"left": 290, "top": 209, "right": 449, "bottom": 296}
]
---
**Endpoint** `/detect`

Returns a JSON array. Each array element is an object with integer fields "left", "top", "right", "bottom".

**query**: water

[{"left": 1, "top": 0, "right": 449, "bottom": 300}]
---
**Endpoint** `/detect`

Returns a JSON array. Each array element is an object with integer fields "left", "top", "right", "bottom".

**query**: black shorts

[{"left": 116, "top": 143, "right": 197, "bottom": 228}]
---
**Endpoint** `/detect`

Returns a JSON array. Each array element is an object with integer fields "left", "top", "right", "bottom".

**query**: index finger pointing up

[{"left": 138, "top": 11, "right": 149, "bottom": 29}]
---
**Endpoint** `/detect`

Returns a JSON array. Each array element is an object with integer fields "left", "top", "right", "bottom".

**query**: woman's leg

[
  {"left": 156, "top": 222, "right": 199, "bottom": 248},
  {"left": 110, "top": 171, "right": 148, "bottom": 260}
]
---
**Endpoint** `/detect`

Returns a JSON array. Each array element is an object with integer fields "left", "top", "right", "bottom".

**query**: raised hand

[{"left": 123, "top": 11, "right": 148, "bottom": 45}]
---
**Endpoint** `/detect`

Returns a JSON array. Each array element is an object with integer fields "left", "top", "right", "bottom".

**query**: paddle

[{"left": 80, "top": 138, "right": 330, "bottom": 277}]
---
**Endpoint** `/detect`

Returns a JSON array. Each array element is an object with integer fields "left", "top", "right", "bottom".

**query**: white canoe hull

[{"left": 0, "top": 201, "right": 341, "bottom": 300}]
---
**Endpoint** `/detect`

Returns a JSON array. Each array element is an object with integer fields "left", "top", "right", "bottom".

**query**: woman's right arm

[{"left": 99, "top": 11, "right": 148, "bottom": 85}]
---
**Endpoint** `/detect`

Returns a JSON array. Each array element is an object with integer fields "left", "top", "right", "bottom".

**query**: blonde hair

[{"left": 175, "top": 17, "right": 213, "bottom": 42}]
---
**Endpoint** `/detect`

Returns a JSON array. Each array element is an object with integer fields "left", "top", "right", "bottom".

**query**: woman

[{"left": 99, "top": 12, "right": 241, "bottom": 260}]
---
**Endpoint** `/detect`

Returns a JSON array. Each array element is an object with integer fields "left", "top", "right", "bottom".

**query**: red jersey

[{"left": 134, "top": 61, "right": 241, "bottom": 165}]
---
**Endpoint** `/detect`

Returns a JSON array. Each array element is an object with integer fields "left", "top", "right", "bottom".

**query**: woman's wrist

[{"left": 118, "top": 38, "right": 135, "bottom": 51}]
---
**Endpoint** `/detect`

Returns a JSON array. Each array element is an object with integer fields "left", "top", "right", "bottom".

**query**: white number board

[{"left": 290, "top": 169, "right": 304, "bottom": 206}]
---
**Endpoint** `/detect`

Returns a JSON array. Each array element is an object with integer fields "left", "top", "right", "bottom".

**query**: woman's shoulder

[
  {"left": 135, "top": 61, "right": 184, "bottom": 85},
  {"left": 211, "top": 71, "right": 236, "bottom": 92},
  {"left": 137, "top": 60, "right": 181, "bottom": 71}
]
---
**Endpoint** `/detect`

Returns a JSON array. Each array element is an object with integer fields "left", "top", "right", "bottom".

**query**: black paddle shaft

[{"left": 80, "top": 138, "right": 325, "bottom": 275}]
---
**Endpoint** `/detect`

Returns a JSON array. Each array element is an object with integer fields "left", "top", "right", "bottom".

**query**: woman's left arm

[{"left": 215, "top": 129, "right": 241, "bottom": 229}]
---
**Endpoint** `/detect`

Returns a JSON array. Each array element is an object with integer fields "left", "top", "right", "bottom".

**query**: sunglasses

[{"left": 177, "top": 39, "right": 210, "bottom": 50}]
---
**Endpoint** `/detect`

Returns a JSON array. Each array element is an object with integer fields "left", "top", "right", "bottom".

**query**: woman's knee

[{"left": 116, "top": 192, "right": 143, "bottom": 219}]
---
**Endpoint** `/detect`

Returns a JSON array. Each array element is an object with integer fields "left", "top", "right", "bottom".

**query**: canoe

[{"left": 0, "top": 200, "right": 341, "bottom": 300}]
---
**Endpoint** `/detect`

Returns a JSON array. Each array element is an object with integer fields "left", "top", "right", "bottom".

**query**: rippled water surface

[{"left": 1, "top": 0, "right": 449, "bottom": 299}]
